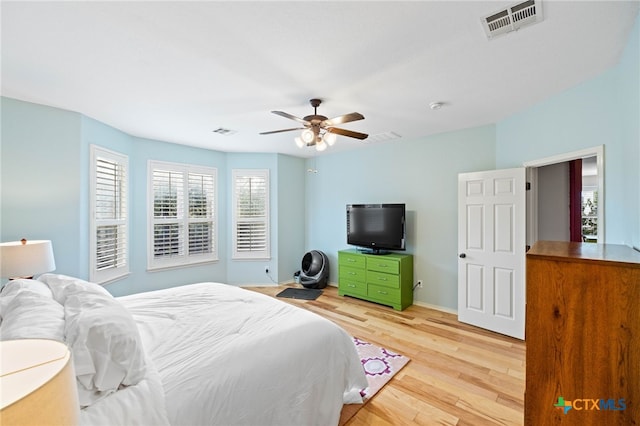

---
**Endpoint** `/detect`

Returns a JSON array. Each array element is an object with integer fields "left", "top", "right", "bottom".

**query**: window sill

[{"left": 147, "top": 258, "right": 219, "bottom": 273}]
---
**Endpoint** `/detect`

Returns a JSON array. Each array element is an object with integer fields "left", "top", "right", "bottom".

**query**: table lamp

[
  {"left": 0, "top": 239, "right": 56, "bottom": 279},
  {"left": 0, "top": 339, "right": 79, "bottom": 425}
]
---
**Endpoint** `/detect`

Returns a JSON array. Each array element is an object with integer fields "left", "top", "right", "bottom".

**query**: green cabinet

[{"left": 338, "top": 249, "right": 413, "bottom": 310}]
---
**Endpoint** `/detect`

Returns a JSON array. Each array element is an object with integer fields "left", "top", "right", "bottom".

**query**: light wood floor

[{"left": 246, "top": 284, "right": 525, "bottom": 426}]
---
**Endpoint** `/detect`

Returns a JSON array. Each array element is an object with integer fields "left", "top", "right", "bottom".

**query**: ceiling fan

[{"left": 260, "top": 99, "right": 368, "bottom": 151}]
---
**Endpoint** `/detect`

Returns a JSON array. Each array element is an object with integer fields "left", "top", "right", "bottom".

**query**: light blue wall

[
  {"left": 80, "top": 115, "right": 134, "bottom": 281},
  {"left": 305, "top": 126, "right": 497, "bottom": 310},
  {"left": 1, "top": 98, "right": 305, "bottom": 296},
  {"left": 276, "top": 154, "right": 306, "bottom": 282},
  {"left": 225, "top": 153, "right": 278, "bottom": 285},
  {"left": 225, "top": 153, "right": 306, "bottom": 284},
  {"left": 1, "top": 98, "right": 84, "bottom": 276},
  {"left": 618, "top": 13, "right": 640, "bottom": 249},
  {"left": 496, "top": 13, "right": 640, "bottom": 247}
]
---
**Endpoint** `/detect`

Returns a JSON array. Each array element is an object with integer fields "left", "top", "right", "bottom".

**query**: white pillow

[
  {"left": 0, "top": 289, "right": 65, "bottom": 341},
  {"left": 38, "top": 274, "right": 147, "bottom": 407},
  {"left": 0, "top": 278, "right": 54, "bottom": 299},
  {"left": 38, "top": 273, "right": 111, "bottom": 304},
  {"left": 63, "top": 285, "right": 147, "bottom": 407}
]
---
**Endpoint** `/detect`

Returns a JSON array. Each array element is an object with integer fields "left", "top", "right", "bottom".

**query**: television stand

[{"left": 338, "top": 249, "right": 413, "bottom": 310}]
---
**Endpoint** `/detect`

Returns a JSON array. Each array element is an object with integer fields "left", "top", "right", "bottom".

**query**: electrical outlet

[
  {"left": 265, "top": 266, "right": 270, "bottom": 274},
  {"left": 417, "top": 280, "right": 423, "bottom": 288}
]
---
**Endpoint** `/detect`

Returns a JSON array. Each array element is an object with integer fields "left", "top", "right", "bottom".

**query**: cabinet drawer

[
  {"left": 368, "top": 284, "right": 401, "bottom": 302},
  {"left": 366, "top": 270, "right": 400, "bottom": 288},
  {"left": 339, "top": 252, "right": 366, "bottom": 269},
  {"left": 367, "top": 258, "right": 399, "bottom": 274},
  {"left": 339, "top": 279, "right": 367, "bottom": 298},
  {"left": 340, "top": 266, "right": 366, "bottom": 282}
]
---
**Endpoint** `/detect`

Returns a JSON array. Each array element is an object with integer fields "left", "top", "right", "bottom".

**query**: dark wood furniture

[{"left": 525, "top": 241, "right": 640, "bottom": 425}]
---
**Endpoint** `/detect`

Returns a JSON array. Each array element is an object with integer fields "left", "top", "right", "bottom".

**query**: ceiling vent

[
  {"left": 482, "top": 0, "right": 543, "bottom": 40},
  {"left": 212, "top": 127, "right": 237, "bottom": 136},
  {"left": 364, "top": 131, "right": 401, "bottom": 144}
]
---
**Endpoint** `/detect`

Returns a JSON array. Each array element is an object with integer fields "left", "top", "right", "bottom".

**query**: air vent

[
  {"left": 364, "top": 131, "right": 401, "bottom": 143},
  {"left": 212, "top": 128, "right": 237, "bottom": 136},
  {"left": 482, "top": 0, "right": 543, "bottom": 40}
]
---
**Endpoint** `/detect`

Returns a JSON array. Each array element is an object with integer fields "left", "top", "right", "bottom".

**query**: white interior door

[{"left": 458, "top": 168, "right": 526, "bottom": 340}]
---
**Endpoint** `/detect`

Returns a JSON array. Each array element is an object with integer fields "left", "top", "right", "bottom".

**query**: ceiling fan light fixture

[
  {"left": 261, "top": 98, "right": 367, "bottom": 152},
  {"left": 323, "top": 132, "right": 337, "bottom": 146},
  {"left": 301, "top": 129, "right": 315, "bottom": 144}
]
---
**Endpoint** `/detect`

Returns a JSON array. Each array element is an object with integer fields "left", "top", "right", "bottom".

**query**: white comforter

[{"left": 117, "top": 283, "right": 367, "bottom": 426}]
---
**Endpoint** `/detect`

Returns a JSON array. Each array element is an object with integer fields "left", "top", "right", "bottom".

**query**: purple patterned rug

[
  {"left": 352, "top": 336, "right": 410, "bottom": 399},
  {"left": 339, "top": 337, "right": 410, "bottom": 424}
]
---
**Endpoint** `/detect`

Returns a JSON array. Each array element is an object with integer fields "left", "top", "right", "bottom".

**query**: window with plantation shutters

[
  {"left": 90, "top": 146, "right": 129, "bottom": 283},
  {"left": 232, "top": 169, "right": 270, "bottom": 259},
  {"left": 148, "top": 161, "right": 217, "bottom": 270}
]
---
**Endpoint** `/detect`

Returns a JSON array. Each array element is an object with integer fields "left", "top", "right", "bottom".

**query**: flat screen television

[{"left": 346, "top": 203, "right": 406, "bottom": 254}]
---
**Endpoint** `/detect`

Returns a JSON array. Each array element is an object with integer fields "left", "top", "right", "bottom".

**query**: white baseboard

[
  {"left": 238, "top": 283, "right": 280, "bottom": 288},
  {"left": 411, "top": 300, "right": 458, "bottom": 315}
]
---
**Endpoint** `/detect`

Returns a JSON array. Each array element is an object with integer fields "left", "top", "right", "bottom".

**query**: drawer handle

[
  {"left": 349, "top": 272, "right": 356, "bottom": 275},
  {"left": 348, "top": 284, "right": 356, "bottom": 288},
  {"left": 377, "top": 264, "right": 388, "bottom": 268},
  {"left": 348, "top": 259, "right": 356, "bottom": 262},
  {"left": 377, "top": 290, "right": 388, "bottom": 295},
  {"left": 378, "top": 277, "right": 388, "bottom": 281}
]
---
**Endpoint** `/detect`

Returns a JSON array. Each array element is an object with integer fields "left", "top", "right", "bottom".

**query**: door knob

[{"left": 459, "top": 253, "right": 466, "bottom": 258}]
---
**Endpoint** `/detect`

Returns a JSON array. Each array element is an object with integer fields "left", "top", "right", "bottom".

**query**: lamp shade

[
  {"left": 0, "top": 239, "right": 56, "bottom": 278},
  {"left": 0, "top": 339, "right": 79, "bottom": 426}
]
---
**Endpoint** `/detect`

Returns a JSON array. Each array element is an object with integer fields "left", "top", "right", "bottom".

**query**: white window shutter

[
  {"left": 233, "top": 169, "right": 270, "bottom": 259},
  {"left": 188, "top": 172, "right": 215, "bottom": 255},
  {"left": 148, "top": 161, "right": 217, "bottom": 270},
  {"left": 90, "top": 146, "right": 129, "bottom": 283},
  {"left": 152, "top": 169, "right": 185, "bottom": 258}
]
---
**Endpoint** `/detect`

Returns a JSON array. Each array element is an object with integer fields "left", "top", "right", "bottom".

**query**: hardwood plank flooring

[{"left": 246, "top": 284, "right": 525, "bottom": 426}]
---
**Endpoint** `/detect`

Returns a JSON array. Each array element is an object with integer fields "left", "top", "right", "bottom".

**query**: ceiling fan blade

[
  {"left": 259, "top": 127, "right": 305, "bottom": 135},
  {"left": 327, "top": 127, "right": 369, "bottom": 140},
  {"left": 324, "top": 112, "right": 364, "bottom": 126},
  {"left": 271, "top": 111, "right": 309, "bottom": 125}
]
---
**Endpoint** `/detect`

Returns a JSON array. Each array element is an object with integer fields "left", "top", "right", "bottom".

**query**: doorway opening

[
  {"left": 524, "top": 146, "right": 604, "bottom": 247},
  {"left": 580, "top": 157, "right": 599, "bottom": 242}
]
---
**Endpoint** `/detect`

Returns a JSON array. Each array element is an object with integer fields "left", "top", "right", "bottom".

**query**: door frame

[{"left": 523, "top": 145, "right": 604, "bottom": 244}]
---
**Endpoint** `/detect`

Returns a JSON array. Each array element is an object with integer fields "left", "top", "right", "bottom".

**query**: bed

[{"left": 0, "top": 274, "right": 367, "bottom": 426}]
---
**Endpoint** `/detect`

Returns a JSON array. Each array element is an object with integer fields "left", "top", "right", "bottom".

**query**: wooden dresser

[
  {"left": 338, "top": 249, "right": 413, "bottom": 311},
  {"left": 525, "top": 241, "right": 640, "bottom": 425}
]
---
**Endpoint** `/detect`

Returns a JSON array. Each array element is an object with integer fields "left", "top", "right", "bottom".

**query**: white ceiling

[{"left": 2, "top": 1, "right": 638, "bottom": 158}]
